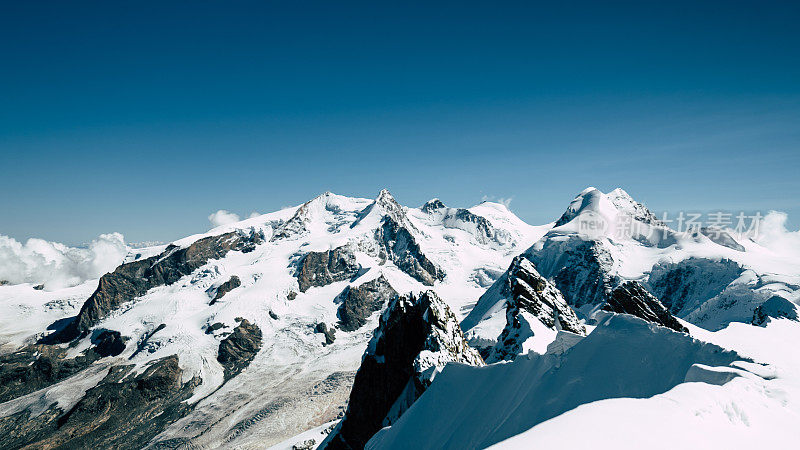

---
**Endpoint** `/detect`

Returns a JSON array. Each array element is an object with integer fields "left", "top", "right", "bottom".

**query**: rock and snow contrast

[{"left": 1, "top": 187, "right": 799, "bottom": 449}]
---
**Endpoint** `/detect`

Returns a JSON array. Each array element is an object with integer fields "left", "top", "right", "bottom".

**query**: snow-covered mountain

[
  {"left": 1, "top": 187, "right": 798, "bottom": 449},
  {"left": 0, "top": 190, "right": 546, "bottom": 448}
]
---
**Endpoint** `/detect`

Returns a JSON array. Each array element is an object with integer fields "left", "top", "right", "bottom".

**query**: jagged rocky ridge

[
  {"left": 603, "top": 281, "right": 688, "bottom": 333},
  {"left": 46, "top": 229, "right": 264, "bottom": 343},
  {"left": 376, "top": 217, "right": 445, "bottom": 286},
  {"left": 323, "top": 291, "right": 484, "bottom": 449},
  {"left": 487, "top": 256, "right": 586, "bottom": 362},
  {"left": 337, "top": 275, "right": 398, "bottom": 332}
]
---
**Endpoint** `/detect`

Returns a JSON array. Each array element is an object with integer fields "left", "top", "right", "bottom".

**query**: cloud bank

[
  {"left": 208, "top": 210, "right": 241, "bottom": 228},
  {"left": 0, "top": 233, "right": 128, "bottom": 290},
  {"left": 752, "top": 211, "right": 800, "bottom": 257}
]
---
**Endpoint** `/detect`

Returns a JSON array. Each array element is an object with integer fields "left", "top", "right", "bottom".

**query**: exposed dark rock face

[
  {"left": 376, "top": 217, "right": 445, "bottom": 286},
  {"left": 489, "top": 256, "right": 586, "bottom": 362},
  {"left": 420, "top": 198, "right": 445, "bottom": 213},
  {"left": 752, "top": 296, "right": 799, "bottom": 326},
  {"left": 33, "top": 284, "right": 44, "bottom": 290},
  {"left": 529, "top": 239, "right": 618, "bottom": 309},
  {"left": 297, "top": 247, "right": 360, "bottom": 293},
  {"left": 269, "top": 310, "right": 279, "bottom": 320},
  {"left": 324, "top": 291, "right": 483, "bottom": 450},
  {"left": 603, "top": 282, "right": 688, "bottom": 333},
  {"left": 647, "top": 258, "right": 743, "bottom": 315},
  {"left": 0, "top": 355, "right": 200, "bottom": 449},
  {"left": 45, "top": 230, "right": 264, "bottom": 344},
  {"left": 205, "top": 322, "right": 226, "bottom": 334},
  {"left": 217, "top": 319, "right": 263, "bottom": 380},
  {"left": 0, "top": 345, "right": 97, "bottom": 404},
  {"left": 211, "top": 275, "right": 241, "bottom": 304},
  {"left": 698, "top": 227, "right": 745, "bottom": 252},
  {"left": 93, "top": 329, "right": 126, "bottom": 357},
  {"left": 337, "top": 275, "right": 398, "bottom": 332},
  {"left": 315, "top": 322, "right": 337, "bottom": 345},
  {"left": 0, "top": 329, "right": 134, "bottom": 404}
]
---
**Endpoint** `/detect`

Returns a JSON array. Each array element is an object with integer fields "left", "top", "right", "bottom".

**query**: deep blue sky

[{"left": 1, "top": 1, "right": 799, "bottom": 245}]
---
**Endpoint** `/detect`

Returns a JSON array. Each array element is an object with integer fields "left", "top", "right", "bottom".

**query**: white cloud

[
  {"left": 481, "top": 195, "right": 513, "bottom": 208},
  {"left": 248, "top": 211, "right": 261, "bottom": 219},
  {"left": 0, "top": 233, "right": 128, "bottom": 290},
  {"left": 752, "top": 211, "right": 800, "bottom": 256},
  {"left": 208, "top": 209, "right": 240, "bottom": 228}
]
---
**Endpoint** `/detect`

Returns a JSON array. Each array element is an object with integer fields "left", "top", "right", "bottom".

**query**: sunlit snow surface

[{"left": 368, "top": 314, "right": 800, "bottom": 449}]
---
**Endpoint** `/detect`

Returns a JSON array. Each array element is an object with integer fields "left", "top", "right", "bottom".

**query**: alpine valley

[{"left": 1, "top": 187, "right": 798, "bottom": 449}]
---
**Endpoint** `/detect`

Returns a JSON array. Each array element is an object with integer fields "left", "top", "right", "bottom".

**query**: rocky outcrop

[
  {"left": 489, "top": 256, "right": 586, "bottom": 362},
  {"left": 323, "top": 291, "right": 483, "bottom": 450},
  {"left": 529, "top": 238, "right": 618, "bottom": 309},
  {"left": 647, "top": 257, "right": 743, "bottom": 316},
  {"left": 421, "top": 199, "right": 505, "bottom": 246},
  {"left": 315, "top": 322, "right": 336, "bottom": 345},
  {"left": 217, "top": 319, "right": 263, "bottom": 381},
  {"left": 297, "top": 247, "right": 360, "bottom": 293},
  {"left": 92, "top": 329, "right": 126, "bottom": 357},
  {"left": 0, "top": 355, "right": 200, "bottom": 449},
  {"left": 420, "top": 198, "right": 445, "bottom": 213},
  {"left": 698, "top": 227, "right": 745, "bottom": 252},
  {"left": 376, "top": 217, "right": 444, "bottom": 286},
  {"left": 0, "top": 345, "right": 96, "bottom": 404},
  {"left": 603, "top": 282, "right": 688, "bottom": 333},
  {"left": 0, "top": 329, "right": 132, "bottom": 404},
  {"left": 210, "top": 275, "right": 241, "bottom": 304},
  {"left": 336, "top": 275, "right": 398, "bottom": 332},
  {"left": 752, "top": 296, "right": 799, "bottom": 326},
  {"left": 45, "top": 230, "right": 264, "bottom": 344}
]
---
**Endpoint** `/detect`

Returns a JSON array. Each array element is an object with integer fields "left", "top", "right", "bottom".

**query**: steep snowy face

[
  {"left": 322, "top": 291, "right": 483, "bottom": 450},
  {"left": 606, "top": 187, "right": 666, "bottom": 227},
  {"left": 0, "top": 189, "right": 535, "bottom": 449}
]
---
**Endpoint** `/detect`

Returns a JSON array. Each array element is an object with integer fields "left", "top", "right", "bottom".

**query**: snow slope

[{"left": 368, "top": 314, "right": 800, "bottom": 449}]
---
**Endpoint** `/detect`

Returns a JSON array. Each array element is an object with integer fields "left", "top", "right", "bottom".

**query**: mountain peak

[
  {"left": 554, "top": 188, "right": 618, "bottom": 227},
  {"left": 421, "top": 198, "right": 446, "bottom": 213}
]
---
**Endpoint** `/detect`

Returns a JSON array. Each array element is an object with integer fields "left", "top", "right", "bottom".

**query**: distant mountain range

[{"left": 1, "top": 188, "right": 798, "bottom": 449}]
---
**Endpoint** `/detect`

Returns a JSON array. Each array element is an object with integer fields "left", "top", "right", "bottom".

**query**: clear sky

[{"left": 1, "top": 1, "right": 799, "bottom": 245}]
